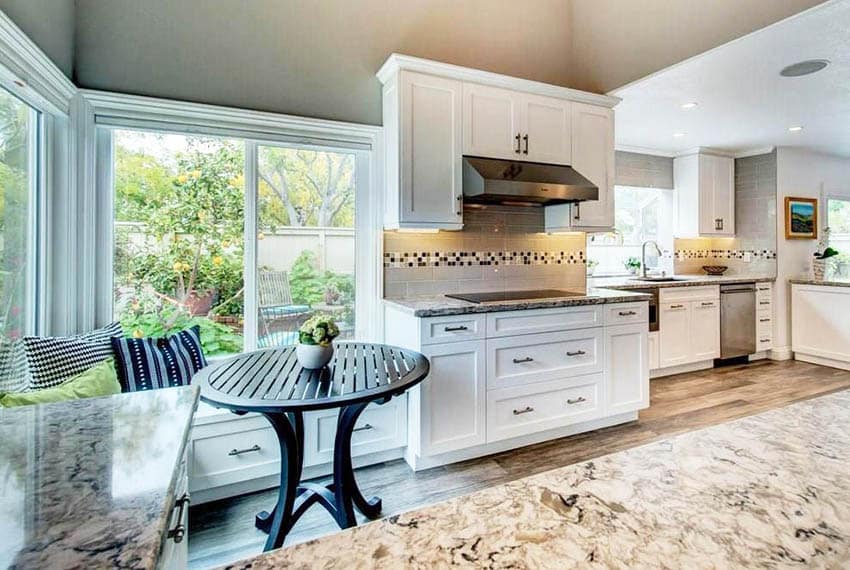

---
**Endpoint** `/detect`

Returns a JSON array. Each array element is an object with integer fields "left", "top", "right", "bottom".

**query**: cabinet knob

[
  {"left": 522, "top": 134, "right": 529, "bottom": 155},
  {"left": 514, "top": 133, "right": 521, "bottom": 154},
  {"left": 512, "top": 406, "right": 534, "bottom": 415}
]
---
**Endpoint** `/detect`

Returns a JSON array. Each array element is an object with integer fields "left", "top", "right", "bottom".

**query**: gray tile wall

[
  {"left": 384, "top": 205, "right": 586, "bottom": 298},
  {"left": 615, "top": 151, "right": 674, "bottom": 189}
]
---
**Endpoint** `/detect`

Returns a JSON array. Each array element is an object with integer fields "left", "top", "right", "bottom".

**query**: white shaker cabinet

[
  {"left": 690, "top": 299, "right": 721, "bottom": 361},
  {"left": 605, "top": 323, "right": 650, "bottom": 415},
  {"left": 545, "top": 102, "right": 615, "bottom": 232},
  {"left": 659, "top": 301, "right": 691, "bottom": 368},
  {"left": 520, "top": 93, "right": 572, "bottom": 165},
  {"left": 674, "top": 152, "right": 735, "bottom": 236},
  {"left": 383, "top": 71, "right": 464, "bottom": 230},
  {"left": 659, "top": 286, "right": 720, "bottom": 370}
]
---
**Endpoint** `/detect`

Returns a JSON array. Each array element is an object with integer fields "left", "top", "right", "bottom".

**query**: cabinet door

[
  {"left": 648, "top": 331, "right": 660, "bottom": 371},
  {"left": 521, "top": 93, "right": 571, "bottom": 165},
  {"left": 462, "top": 83, "right": 522, "bottom": 160},
  {"left": 400, "top": 72, "right": 463, "bottom": 227},
  {"left": 659, "top": 301, "right": 690, "bottom": 367},
  {"left": 690, "top": 299, "right": 720, "bottom": 361},
  {"left": 606, "top": 323, "right": 650, "bottom": 415},
  {"left": 419, "top": 340, "right": 486, "bottom": 456},
  {"left": 711, "top": 155, "right": 735, "bottom": 235},
  {"left": 563, "top": 103, "right": 615, "bottom": 230}
]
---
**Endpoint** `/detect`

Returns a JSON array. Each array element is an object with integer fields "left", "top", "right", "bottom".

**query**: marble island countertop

[
  {"left": 384, "top": 288, "right": 653, "bottom": 318},
  {"left": 0, "top": 386, "right": 199, "bottom": 569},
  {"left": 590, "top": 273, "right": 776, "bottom": 290},
  {"left": 228, "top": 389, "right": 850, "bottom": 569}
]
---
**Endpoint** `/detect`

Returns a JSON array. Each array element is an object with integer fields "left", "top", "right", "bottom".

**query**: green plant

[
  {"left": 624, "top": 257, "right": 642, "bottom": 270},
  {"left": 298, "top": 314, "right": 340, "bottom": 346}
]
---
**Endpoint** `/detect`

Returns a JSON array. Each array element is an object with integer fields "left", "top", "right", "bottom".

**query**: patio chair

[{"left": 257, "top": 270, "right": 311, "bottom": 347}]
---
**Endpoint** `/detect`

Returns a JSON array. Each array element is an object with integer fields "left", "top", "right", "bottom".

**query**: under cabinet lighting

[
  {"left": 788, "top": 126, "right": 804, "bottom": 132},
  {"left": 395, "top": 228, "right": 439, "bottom": 233},
  {"left": 681, "top": 102, "right": 698, "bottom": 110}
]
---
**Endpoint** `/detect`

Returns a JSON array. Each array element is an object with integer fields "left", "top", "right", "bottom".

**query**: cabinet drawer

[
  {"left": 486, "top": 374, "right": 603, "bottom": 443},
  {"left": 486, "top": 328, "right": 603, "bottom": 389},
  {"left": 420, "top": 315, "right": 486, "bottom": 345},
  {"left": 659, "top": 285, "right": 719, "bottom": 303},
  {"left": 756, "top": 295, "right": 772, "bottom": 310},
  {"left": 303, "top": 397, "right": 407, "bottom": 466},
  {"left": 604, "top": 302, "right": 649, "bottom": 326},
  {"left": 190, "top": 423, "right": 281, "bottom": 492},
  {"left": 486, "top": 305, "right": 603, "bottom": 338}
]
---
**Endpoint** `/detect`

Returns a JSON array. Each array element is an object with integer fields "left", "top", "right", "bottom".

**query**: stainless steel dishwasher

[{"left": 720, "top": 283, "right": 756, "bottom": 358}]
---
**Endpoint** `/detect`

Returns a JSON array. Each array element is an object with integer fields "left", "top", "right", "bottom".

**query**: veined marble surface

[
  {"left": 384, "top": 288, "right": 652, "bottom": 318},
  {"left": 790, "top": 278, "right": 850, "bottom": 288},
  {"left": 590, "top": 274, "right": 776, "bottom": 290},
  {"left": 227, "top": 390, "right": 850, "bottom": 569},
  {"left": 0, "top": 386, "right": 199, "bottom": 570}
]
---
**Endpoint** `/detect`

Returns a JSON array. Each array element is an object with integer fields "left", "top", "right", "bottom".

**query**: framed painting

[{"left": 784, "top": 197, "right": 818, "bottom": 239}]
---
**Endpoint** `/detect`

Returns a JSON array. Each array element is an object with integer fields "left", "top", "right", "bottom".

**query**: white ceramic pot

[
  {"left": 296, "top": 343, "right": 334, "bottom": 369},
  {"left": 812, "top": 259, "right": 827, "bottom": 281}
]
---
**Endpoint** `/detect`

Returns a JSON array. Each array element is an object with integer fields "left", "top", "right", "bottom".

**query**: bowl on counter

[{"left": 702, "top": 265, "right": 728, "bottom": 276}]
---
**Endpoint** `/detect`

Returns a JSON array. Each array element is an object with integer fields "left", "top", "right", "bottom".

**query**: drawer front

[
  {"left": 757, "top": 309, "right": 773, "bottom": 350},
  {"left": 604, "top": 302, "right": 649, "bottom": 327},
  {"left": 486, "top": 374, "right": 603, "bottom": 443},
  {"left": 303, "top": 397, "right": 407, "bottom": 467},
  {"left": 486, "top": 305, "right": 604, "bottom": 338},
  {"left": 487, "top": 328, "right": 603, "bottom": 389},
  {"left": 190, "top": 424, "right": 281, "bottom": 492},
  {"left": 420, "top": 315, "right": 486, "bottom": 345},
  {"left": 756, "top": 294, "right": 772, "bottom": 310},
  {"left": 659, "top": 285, "right": 719, "bottom": 303}
]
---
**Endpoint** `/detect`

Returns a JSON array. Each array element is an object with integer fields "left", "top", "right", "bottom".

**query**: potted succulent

[
  {"left": 624, "top": 257, "right": 641, "bottom": 275},
  {"left": 296, "top": 314, "right": 340, "bottom": 369}
]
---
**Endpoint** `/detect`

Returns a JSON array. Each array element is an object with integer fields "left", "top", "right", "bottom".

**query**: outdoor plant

[{"left": 298, "top": 314, "right": 340, "bottom": 346}]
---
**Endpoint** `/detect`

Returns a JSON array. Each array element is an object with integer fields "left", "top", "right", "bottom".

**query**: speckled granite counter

[
  {"left": 0, "top": 386, "right": 199, "bottom": 569},
  {"left": 790, "top": 278, "right": 850, "bottom": 288},
  {"left": 591, "top": 274, "right": 776, "bottom": 290},
  {"left": 226, "top": 389, "right": 850, "bottom": 569},
  {"left": 384, "top": 288, "right": 652, "bottom": 318}
]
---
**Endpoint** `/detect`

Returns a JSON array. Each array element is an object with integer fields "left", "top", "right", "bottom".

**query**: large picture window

[{"left": 0, "top": 87, "right": 39, "bottom": 341}]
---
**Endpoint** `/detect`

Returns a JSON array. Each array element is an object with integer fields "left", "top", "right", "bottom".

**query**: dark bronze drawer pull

[
  {"left": 669, "top": 304, "right": 684, "bottom": 309},
  {"left": 513, "top": 406, "right": 534, "bottom": 415},
  {"left": 228, "top": 444, "right": 261, "bottom": 456},
  {"left": 759, "top": 301, "right": 770, "bottom": 305},
  {"left": 701, "top": 302, "right": 714, "bottom": 306},
  {"left": 566, "top": 350, "right": 586, "bottom": 357},
  {"left": 512, "top": 357, "right": 534, "bottom": 364},
  {"left": 759, "top": 318, "right": 771, "bottom": 322},
  {"left": 444, "top": 325, "right": 469, "bottom": 332},
  {"left": 760, "top": 339, "right": 771, "bottom": 343},
  {"left": 167, "top": 493, "right": 190, "bottom": 543},
  {"left": 353, "top": 423, "right": 374, "bottom": 433},
  {"left": 567, "top": 397, "right": 587, "bottom": 405},
  {"left": 618, "top": 310, "right": 637, "bottom": 316}
]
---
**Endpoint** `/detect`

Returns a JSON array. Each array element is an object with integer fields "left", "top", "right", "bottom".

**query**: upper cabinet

[
  {"left": 674, "top": 152, "right": 735, "bottom": 237},
  {"left": 463, "top": 84, "right": 572, "bottom": 165},
  {"left": 544, "top": 103, "right": 615, "bottom": 232},
  {"left": 378, "top": 54, "right": 619, "bottom": 231}
]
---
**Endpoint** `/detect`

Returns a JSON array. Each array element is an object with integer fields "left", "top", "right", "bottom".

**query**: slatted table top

[{"left": 194, "top": 343, "right": 430, "bottom": 413}]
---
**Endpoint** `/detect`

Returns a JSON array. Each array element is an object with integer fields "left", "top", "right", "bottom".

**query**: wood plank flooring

[{"left": 188, "top": 359, "right": 850, "bottom": 569}]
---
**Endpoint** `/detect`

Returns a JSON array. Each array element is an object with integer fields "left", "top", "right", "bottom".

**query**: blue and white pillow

[
  {"left": 22, "top": 322, "right": 124, "bottom": 390},
  {"left": 111, "top": 326, "right": 207, "bottom": 392}
]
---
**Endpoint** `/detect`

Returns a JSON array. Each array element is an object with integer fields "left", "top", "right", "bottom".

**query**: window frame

[{"left": 88, "top": 92, "right": 385, "bottom": 351}]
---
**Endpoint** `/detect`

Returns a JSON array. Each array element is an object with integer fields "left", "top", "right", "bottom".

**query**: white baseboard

[
  {"left": 650, "top": 360, "right": 714, "bottom": 379},
  {"left": 769, "top": 346, "right": 793, "bottom": 360},
  {"left": 793, "top": 352, "right": 850, "bottom": 372},
  {"left": 748, "top": 351, "right": 769, "bottom": 361},
  {"left": 404, "top": 411, "right": 639, "bottom": 472}
]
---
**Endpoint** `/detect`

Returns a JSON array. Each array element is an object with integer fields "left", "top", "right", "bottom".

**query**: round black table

[{"left": 194, "top": 342, "right": 430, "bottom": 551}]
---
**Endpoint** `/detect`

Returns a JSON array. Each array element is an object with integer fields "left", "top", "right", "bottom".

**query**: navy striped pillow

[{"left": 111, "top": 326, "right": 208, "bottom": 392}]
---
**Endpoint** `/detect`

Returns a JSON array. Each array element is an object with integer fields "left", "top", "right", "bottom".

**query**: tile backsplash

[{"left": 384, "top": 205, "right": 586, "bottom": 298}]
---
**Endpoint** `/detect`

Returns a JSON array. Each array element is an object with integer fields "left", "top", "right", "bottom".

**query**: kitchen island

[
  {"left": 791, "top": 279, "right": 850, "bottom": 370},
  {"left": 0, "top": 386, "right": 199, "bottom": 569},
  {"left": 226, "top": 389, "right": 850, "bottom": 569}
]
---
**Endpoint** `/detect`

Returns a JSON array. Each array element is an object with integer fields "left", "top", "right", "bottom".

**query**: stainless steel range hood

[{"left": 462, "top": 156, "right": 598, "bottom": 206}]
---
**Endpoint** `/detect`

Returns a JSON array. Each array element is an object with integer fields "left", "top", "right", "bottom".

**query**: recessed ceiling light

[
  {"left": 788, "top": 126, "right": 804, "bottom": 132},
  {"left": 681, "top": 102, "right": 698, "bottom": 110},
  {"left": 780, "top": 59, "right": 829, "bottom": 77},
  {"left": 673, "top": 132, "right": 686, "bottom": 138}
]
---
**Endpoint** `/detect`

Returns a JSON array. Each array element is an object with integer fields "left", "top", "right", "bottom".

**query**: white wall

[{"left": 773, "top": 147, "right": 850, "bottom": 357}]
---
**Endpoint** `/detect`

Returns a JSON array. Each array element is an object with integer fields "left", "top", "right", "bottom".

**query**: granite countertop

[
  {"left": 227, "top": 389, "right": 850, "bottom": 569},
  {"left": 590, "top": 274, "right": 776, "bottom": 290},
  {"left": 383, "top": 288, "right": 653, "bottom": 318},
  {"left": 789, "top": 278, "right": 850, "bottom": 288},
  {"left": 0, "top": 386, "right": 199, "bottom": 569}
]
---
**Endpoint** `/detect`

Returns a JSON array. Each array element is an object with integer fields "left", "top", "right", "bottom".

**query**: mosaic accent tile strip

[
  {"left": 384, "top": 250, "right": 585, "bottom": 268},
  {"left": 674, "top": 249, "right": 777, "bottom": 260}
]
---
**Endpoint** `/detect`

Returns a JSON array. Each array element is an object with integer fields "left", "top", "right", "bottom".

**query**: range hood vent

[{"left": 462, "top": 156, "right": 598, "bottom": 206}]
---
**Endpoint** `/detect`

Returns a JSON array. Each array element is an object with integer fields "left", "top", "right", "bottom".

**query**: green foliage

[
  {"left": 298, "top": 314, "right": 340, "bottom": 346},
  {"left": 815, "top": 247, "right": 839, "bottom": 260},
  {"left": 624, "top": 257, "right": 642, "bottom": 270}
]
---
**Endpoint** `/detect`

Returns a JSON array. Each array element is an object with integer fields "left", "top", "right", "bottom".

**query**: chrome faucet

[{"left": 641, "top": 240, "right": 663, "bottom": 278}]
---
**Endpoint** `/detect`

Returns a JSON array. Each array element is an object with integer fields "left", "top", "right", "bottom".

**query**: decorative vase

[
  {"left": 296, "top": 343, "right": 334, "bottom": 369},
  {"left": 812, "top": 259, "right": 827, "bottom": 281}
]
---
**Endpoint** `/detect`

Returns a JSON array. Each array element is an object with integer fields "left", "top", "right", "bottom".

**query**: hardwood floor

[{"left": 188, "top": 359, "right": 850, "bottom": 569}]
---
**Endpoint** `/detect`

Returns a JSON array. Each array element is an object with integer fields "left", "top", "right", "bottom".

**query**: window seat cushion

[
  {"left": 111, "top": 326, "right": 207, "bottom": 392},
  {"left": 0, "top": 359, "right": 121, "bottom": 408}
]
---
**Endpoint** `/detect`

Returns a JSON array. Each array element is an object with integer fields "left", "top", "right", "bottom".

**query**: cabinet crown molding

[{"left": 377, "top": 53, "right": 620, "bottom": 109}]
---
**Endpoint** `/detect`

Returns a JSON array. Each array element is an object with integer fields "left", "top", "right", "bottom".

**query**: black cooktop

[{"left": 445, "top": 289, "right": 589, "bottom": 304}]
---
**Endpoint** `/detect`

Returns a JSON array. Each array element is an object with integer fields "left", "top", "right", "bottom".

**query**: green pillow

[{"left": 0, "top": 359, "right": 121, "bottom": 408}]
